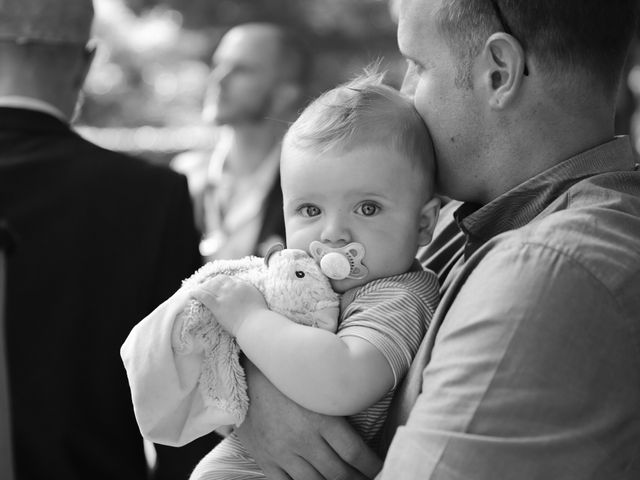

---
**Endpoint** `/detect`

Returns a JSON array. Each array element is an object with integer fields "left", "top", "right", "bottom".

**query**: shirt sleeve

[
  {"left": 338, "top": 278, "right": 436, "bottom": 389},
  {"left": 381, "top": 241, "right": 640, "bottom": 479}
]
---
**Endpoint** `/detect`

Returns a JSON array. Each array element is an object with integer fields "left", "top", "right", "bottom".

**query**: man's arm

[
  {"left": 381, "top": 240, "right": 640, "bottom": 478},
  {"left": 236, "top": 360, "right": 383, "bottom": 480}
]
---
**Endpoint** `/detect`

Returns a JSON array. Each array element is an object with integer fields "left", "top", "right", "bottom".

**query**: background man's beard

[{"left": 204, "top": 93, "right": 275, "bottom": 126}]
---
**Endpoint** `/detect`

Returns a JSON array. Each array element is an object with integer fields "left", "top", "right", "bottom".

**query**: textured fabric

[
  {"left": 0, "top": 107, "right": 220, "bottom": 480},
  {"left": 380, "top": 136, "right": 640, "bottom": 479},
  {"left": 0, "top": 245, "right": 14, "bottom": 480},
  {"left": 189, "top": 266, "right": 440, "bottom": 480},
  {"left": 339, "top": 268, "right": 439, "bottom": 449},
  {"left": 121, "top": 250, "right": 339, "bottom": 447}
]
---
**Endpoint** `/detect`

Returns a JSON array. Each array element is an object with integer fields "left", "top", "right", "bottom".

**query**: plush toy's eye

[{"left": 295, "top": 271, "right": 305, "bottom": 278}]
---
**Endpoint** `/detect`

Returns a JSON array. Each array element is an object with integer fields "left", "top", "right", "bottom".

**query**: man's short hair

[
  {"left": 284, "top": 67, "right": 435, "bottom": 180},
  {"left": 436, "top": 0, "right": 638, "bottom": 93},
  {"left": 0, "top": 0, "right": 93, "bottom": 45}
]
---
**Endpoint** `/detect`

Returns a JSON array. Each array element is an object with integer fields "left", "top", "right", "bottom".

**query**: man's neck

[
  {"left": 0, "top": 95, "right": 68, "bottom": 123},
  {"left": 227, "top": 121, "right": 287, "bottom": 176},
  {"left": 0, "top": 76, "right": 70, "bottom": 123},
  {"left": 479, "top": 90, "right": 615, "bottom": 204}
]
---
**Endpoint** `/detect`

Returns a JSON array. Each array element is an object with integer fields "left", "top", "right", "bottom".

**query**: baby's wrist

[{"left": 233, "top": 307, "right": 267, "bottom": 340}]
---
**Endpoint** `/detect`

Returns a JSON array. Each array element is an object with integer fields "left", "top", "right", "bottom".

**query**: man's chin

[{"left": 202, "top": 105, "right": 228, "bottom": 125}]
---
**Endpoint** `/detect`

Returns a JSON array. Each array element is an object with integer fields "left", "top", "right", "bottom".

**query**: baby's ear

[{"left": 417, "top": 197, "right": 441, "bottom": 246}]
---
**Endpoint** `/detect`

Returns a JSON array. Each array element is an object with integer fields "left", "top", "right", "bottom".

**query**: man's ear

[
  {"left": 74, "top": 39, "right": 97, "bottom": 90},
  {"left": 417, "top": 196, "right": 441, "bottom": 246},
  {"left": 481, "top": 32, "right": 527, "bottom": 110}
]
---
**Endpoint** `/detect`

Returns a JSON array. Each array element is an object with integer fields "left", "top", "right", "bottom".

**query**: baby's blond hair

[{"left": 284, "top": 66, "right": 435, "bottom": 186}]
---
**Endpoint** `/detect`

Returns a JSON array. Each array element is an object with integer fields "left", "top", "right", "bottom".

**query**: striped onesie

[{"left": 189, "top": 263, "right": 440, "bottom": 480}]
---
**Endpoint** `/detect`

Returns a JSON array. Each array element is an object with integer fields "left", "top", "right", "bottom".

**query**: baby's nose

[{"left": 320, "top": 215, "right": 351, "bottom": 244}]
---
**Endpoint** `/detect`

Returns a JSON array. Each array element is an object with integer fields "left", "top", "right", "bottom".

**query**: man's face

[
  {"left": 202, "top": 27, "right": 283, "bottom": 126},
  {"left": 398, "top": 0, "right": 485, "bottom": 202}
]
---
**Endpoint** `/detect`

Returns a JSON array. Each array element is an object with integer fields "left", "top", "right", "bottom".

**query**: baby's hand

[{"left": 191, "top": 275, "right": 268, "bottom": 337}]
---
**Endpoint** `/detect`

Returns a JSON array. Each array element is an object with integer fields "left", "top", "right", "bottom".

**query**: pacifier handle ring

[{"left": 309, "top": 241, "right": 368, "bottom": 280}]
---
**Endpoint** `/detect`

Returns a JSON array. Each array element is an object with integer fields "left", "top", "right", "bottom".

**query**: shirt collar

[
  {"left": 0, "top": 96, "right": 68, "bottom": 123},
  {"left": 455, "top": 136, "right": 638, "bottom": 256}
]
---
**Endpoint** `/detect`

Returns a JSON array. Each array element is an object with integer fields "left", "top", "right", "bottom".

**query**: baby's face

[{"left": 281, "top": 143, "right": 436, "bottom": 293}]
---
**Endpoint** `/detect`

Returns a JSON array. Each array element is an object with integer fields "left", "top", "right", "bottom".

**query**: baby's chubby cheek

[{"left": 282, "top": 226, "right": 308, "bottom": 251}]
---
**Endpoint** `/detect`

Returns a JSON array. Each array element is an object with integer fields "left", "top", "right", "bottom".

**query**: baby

[{"left": 124, "top": 69, "right": 441, "bottom": 479}]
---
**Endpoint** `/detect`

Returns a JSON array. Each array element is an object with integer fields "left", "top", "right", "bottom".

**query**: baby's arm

[{"left": 192, "top": 275, "right": 394, "bottom": 416}]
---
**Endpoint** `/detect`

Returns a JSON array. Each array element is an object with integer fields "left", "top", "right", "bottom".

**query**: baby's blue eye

[
  {"left": 295, "top": 271, "right": 305, "bottom": 278},
  {"left": 357, "top": 202, "right": 380, "bottom": 216},
  {"left": 299, "top": 205, "right": 321, "bottom": 217}
]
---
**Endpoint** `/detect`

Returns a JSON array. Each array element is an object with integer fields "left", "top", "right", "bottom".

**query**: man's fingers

[
  {"left": 302, "top": 437, "right": 374, "bottom": 480},
  {"left": 261, "top": 464, "right": 294, "bottom": 480},
  {"left": 282, "top": 456, "right": 327, "bottom": 480},
  {"left": 321, "top": 418, "right": 383, "bottom": 479}
]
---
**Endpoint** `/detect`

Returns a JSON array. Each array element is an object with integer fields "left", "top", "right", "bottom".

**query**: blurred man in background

[
  {"left": 172, "top": 22, "right": 312, "bottom": 261},
  {"left": 0, "top": 0, "right": 218, "bottom": 478}
]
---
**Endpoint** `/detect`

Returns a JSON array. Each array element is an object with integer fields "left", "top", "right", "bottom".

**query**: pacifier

[{"left": 309, "top": 241, "right": 368, "bottom": 280}]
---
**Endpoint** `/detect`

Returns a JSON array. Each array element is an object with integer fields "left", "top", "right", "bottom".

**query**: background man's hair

[
  {"left": 437, "top": 0, "right": 638, "bottom": 94},
  {"left": 284, "top": 64, "right": 435, "bottom": 180}
]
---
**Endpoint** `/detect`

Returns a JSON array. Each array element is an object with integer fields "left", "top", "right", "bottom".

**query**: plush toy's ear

[{"left": 264, "top": 243, "right": 285, "bottom": 267}]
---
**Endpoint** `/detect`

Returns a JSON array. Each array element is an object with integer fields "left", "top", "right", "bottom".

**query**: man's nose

[{"left": 400, "top": 62, "right": 418, "bottom": 96}]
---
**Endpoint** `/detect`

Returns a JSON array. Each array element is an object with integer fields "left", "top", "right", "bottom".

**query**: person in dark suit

[{"left": 0, "top": 1, "right": 220, "bottom": 479}]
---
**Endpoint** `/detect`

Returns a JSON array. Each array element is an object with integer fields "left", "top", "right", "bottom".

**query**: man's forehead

[
  {"left": 398, "top": 0, "right": 439, "bottom": 56},
  {"left": 214, "top": 32, "right": 280, "bottom": 66},
  {"left": 397, "top": 0, "right": 424, "bottom": 54}
]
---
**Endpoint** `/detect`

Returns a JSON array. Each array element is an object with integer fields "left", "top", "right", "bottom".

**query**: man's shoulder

[
  {"left": 76, "top": 135, "right": 187, "bottom": 186},
  {"left": 521, "top": 170, "right": 640, "bottom": 249},
  {"left": 492, "top": 172, "right": 640, "bottom": 291}
]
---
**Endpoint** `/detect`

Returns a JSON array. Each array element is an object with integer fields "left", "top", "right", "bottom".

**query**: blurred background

[
  {"left": 77, "top": 0, "right": 406, "bottom": 165},
  {"left": 77, "top": 0, "right": 640, "bottom": 164}
]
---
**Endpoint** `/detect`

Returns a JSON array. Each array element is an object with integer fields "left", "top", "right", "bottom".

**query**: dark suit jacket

[
  {"left": 255, "top": 171, "right": 285, "bottom": 254},
  {"left": 0, "top": 108, "right": 218, "bottom": 480}
]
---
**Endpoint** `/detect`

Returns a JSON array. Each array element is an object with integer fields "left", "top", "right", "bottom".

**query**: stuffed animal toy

[{"left": 170, "top": 245, "right": 340, "bottom": 428}]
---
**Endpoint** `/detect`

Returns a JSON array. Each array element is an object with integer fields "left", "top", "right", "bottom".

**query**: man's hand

[
  {"left": 236, "top": 360, "right": 383, "bottom": 480},
  {"left": 191, "top": 275, "right": 268, "bottom": 337}
]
